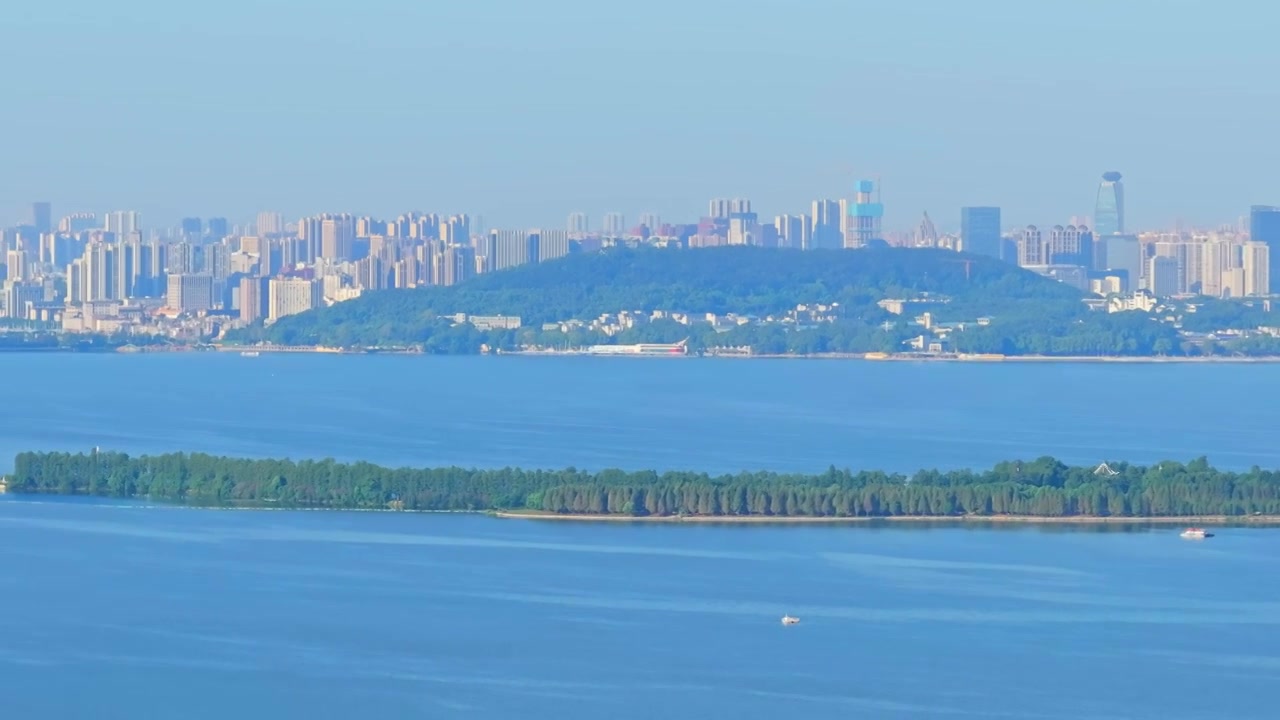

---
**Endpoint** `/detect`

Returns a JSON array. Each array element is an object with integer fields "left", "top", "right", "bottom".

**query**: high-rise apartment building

[
  {"left": 206, "top": 217, "right": 229, "bottom": 239},
  {"left": 82, "top": 242, "right": 117, "bottom": 301},
  {"left": 602, "top": 213, "right": 626, "bottom": 237},
  {"left": 166, "top": 273, "right": 214, "bottom": 313},
  {"left": 810, "top": 200, "right": 842, "bottom": 250},
  {"left": 1201, "top": 240, "right": 1232, "bottom": 297},
  {"left": 536, "top": 230, "right": 570, "bottom": 262},
  {"left": 356, "top": 256, "right": 387, "bottom": 291},
  {"left": 440, "top": 245, "right": 476, "bottom": 286},
  {"left": 58, "top": 213, "right": 96, "bottom": 234},
  {"left": 180, "top": 218, "right": 203, "bottom": 238},
  {"left": 959, "top": 207, "right": 1001, "bottom": 259},
  {"left": 2, "top": 281, "right": 44, "bottom": 320},
  {"left": 5, "top": 250, "right": 27, "bottom": 282},
  {"left": 257, "top": 212, "right": 284, "bottom": 237},
  {"left": 31, "top": 202, "right": 51, "bottom": 234},
  {"left": 320, "top": 215, "right": 355, "bottom": 261},
  {"left": 1095, "top": 172, "right": 1124, "bottom": 237},
  {"left": 1147, "top": 256, "right": 1180, "bottom": 297},
  {"left": 1016, "top": 226, "right": 1044, "bottom": 266},
  {"left": 1153, "top": 242, "right": 1190, "bottom": 294},
  {"left": 441, "top": 215, "right": 467, "bottom": 246},
  {"left": 493, "top": 230, "right": 534, "bottom": 270},
  {"left": 775, "top": 215, "right": 809, "bottom": 250},
  {"left": 478, "top": 230, "right": 499, "bottom": 272},
  {"left": 709, "top": 199, "right": 750, "bottom": 219},
  {"left": 1243, "top": 241, "right": 1271, "bottom": 297},
  {"left": 1044, "top": 225, "right": 1093, "bottom": 267},
  {"left": 1101, "top": 234, "right": 1141, "bottom": 292},
  {"left": 267, "top": 277, "right": 323, "bottom": 323},
  {"left": 726, "top": 211, "right": 761, "bottom": 246},
  {"left": 843, "top": 180, "right": 883, "bottom": 249},
  {"left": 239, "top": 276, "right": 269, "bottom": 323},
  {"left": 638, "top": 213, "right": 661, "bottom": 234},
  {"left": 567, "top": 212, "right": 588, "bottom": 235},
  {"left": 104, "top": 211, "right": 141, "bottom": 238}
]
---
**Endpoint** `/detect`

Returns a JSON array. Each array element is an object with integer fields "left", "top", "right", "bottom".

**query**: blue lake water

[
  {"left": 2, "top": 353, "right": 1280, "bottom": 474},
  {"left": 1, "top": 354, "right": 1279, "bottom": 718}
]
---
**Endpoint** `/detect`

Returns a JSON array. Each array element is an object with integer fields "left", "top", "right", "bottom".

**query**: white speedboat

[
  {"left": 781, "top": 615, "right": 799, "bottom": 625},
  {"left": 1180, "top": 527, "right": 1213, "bottom": 539}
]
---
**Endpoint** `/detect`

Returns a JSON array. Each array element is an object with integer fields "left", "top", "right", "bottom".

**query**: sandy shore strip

[{"left": 493, "top": 511, "right": 1280, "bottom": 525}]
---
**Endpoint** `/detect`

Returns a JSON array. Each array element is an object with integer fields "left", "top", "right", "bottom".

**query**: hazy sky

[{"left": 3, "top": 0, "right": 1277, "bottom": 232}]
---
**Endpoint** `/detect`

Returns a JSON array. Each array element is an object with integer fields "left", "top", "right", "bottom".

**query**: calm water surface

[
  {"left": 2, "top": 500, "right": 1277, "bottom": 719},
  {"left": 2, "top": 353, "right": 1280, "bottom": 473},
  {"left": 1, "top": 354, "right": 1278, "bottom": 718}
]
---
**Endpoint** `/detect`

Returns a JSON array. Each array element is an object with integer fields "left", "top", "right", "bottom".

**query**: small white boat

[
  {"left": 1180, "top": 527, "right": 1213, "bottom": 540},
  {"left": 781, "top": 615, "right": 800, "bottom": 625},
  {"left": 240, "top": 351, "right": 261, "bottom": 358}
]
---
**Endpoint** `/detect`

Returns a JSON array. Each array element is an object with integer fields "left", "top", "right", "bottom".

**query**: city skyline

[
  {"left": 3, "top": 0, "right": 1279, "bottom": 230},
  {"left": 6, "top": 172, "right": 1278, "bottom": 240}
]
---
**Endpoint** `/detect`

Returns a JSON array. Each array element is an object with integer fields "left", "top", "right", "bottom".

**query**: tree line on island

[{"left": 8, "top": 451, "right": 1280, "bottom": 518}]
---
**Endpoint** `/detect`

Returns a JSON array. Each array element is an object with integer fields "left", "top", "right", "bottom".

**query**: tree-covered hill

[{"left": 232, "top": 247, "right": 1107, "bottom": 351}]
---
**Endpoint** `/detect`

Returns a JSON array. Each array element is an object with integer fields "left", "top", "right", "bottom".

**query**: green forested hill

[
  {"left": 231, "top": 247, "right": 1122, "bottom": 352},
  {"left": 8, "top": 451, "right": 1280, "bottom": 518}
]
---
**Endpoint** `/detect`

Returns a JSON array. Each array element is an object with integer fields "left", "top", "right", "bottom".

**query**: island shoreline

[
  {"left": 492, "top": 511, "right": 1280, "bottom": 525},
  {"left": 215, "top": 346, "right": 1280, "bottom": 362},
  {"left": 6, "top": 497, "right": 1276, "bottom": 526}
]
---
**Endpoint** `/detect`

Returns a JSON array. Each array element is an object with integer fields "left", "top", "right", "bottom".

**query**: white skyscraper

[
  {"left": 1243, "top": 241, "right": 1270, "bottom": 297},
  {"left": 810, "top": 199, "right": 841, "bottom": 249},
  {"left": 268, "top": 277, "right": 324, "bottom": 323}
]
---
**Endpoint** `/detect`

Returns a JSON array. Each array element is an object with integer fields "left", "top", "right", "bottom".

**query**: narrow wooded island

[{"left": 5, "top": 450, "right": 1280, "bottom": 521}]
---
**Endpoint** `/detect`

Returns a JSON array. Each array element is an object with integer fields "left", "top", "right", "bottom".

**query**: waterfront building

[{"left": 267, "top": 277, "right": 323, "bottom": 323}]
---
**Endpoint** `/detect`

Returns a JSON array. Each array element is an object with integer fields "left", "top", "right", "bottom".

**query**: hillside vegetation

[{"left": 229, "top": 246, "right": 1179, "bottom": 355}]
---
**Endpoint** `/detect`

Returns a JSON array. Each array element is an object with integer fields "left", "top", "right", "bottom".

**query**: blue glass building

[
  {"left": 1251, "top": 205, "right": 1280, "bottom": 282},
  {"left": 960, "top": 207, "right": 1002, "bottom": 260},
  {"left": 1095, "top": 171, "right": 1124, "bottom": 237}
]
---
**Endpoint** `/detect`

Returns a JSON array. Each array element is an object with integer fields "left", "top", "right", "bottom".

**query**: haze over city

[{"left": 4, "top": 0, "right": 1278, "bottom": 229}]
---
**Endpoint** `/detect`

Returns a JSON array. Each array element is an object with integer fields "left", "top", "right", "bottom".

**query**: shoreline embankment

[{"left": 493, "top": 510, "right": 1280, "bottom": 525}]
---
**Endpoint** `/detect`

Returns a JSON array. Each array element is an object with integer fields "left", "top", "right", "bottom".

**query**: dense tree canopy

[
  {"left": 221, "top": 247, "right": 1280, "bottom": 357},
  {"left": 229, "top": 247, "right": 1093, "bottom": 352},
  {"left": 9, "top": 451, "right": 1280, "bottom": 518}
]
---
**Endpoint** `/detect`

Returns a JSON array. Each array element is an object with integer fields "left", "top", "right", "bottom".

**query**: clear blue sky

[{"left": 2, "top": 0, "right": 1276, "bottom": 232}]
